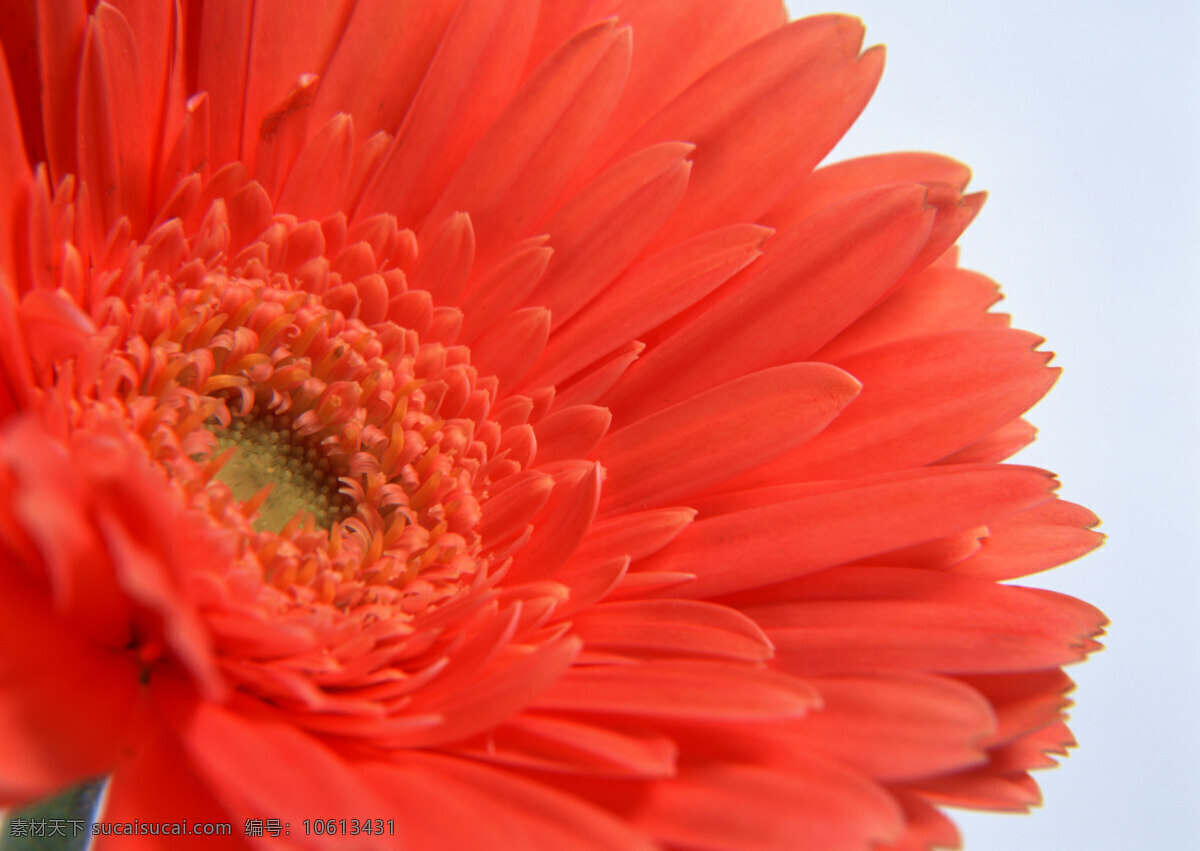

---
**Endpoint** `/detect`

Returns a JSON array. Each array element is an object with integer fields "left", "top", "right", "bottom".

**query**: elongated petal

[
  {"left": 645, "top": 465, "right": 1058, "bottom": 598},
  {"left": 238, "top": 1, "right": 354, "bottom": 176},
  {"left": 537, "top": 659, "right": 819, "bottom": 720},
  {"left": 365, "top": 752, "right": 655, "bottom": 851},
  {"left": 725, "top": 329, "right": 1059, "bottom": 486},
  {"left": 816, "top": 262, "right": 1009, "bottom": 362},
  {"left": 616, "top": 15, "right": 883, "bottom": 245},
  {"left": 356, "top": 0, "right": 539, "bottom": 225},
  {"left": 183, "top": 700, "right": 389, "bottom": 844},
  {"left": 524, "top": 142, "right": 693, "bottom": 330},
  {"left": 569, "top": 599, "right": 773, "bottom": 662},
  {"left": 455, "top": 713, "right": 678, "bottom": 778},
  {"left": 788, "top": 673, "right": 995, "bottom": 782},
  {"left": 600, "top": 363, "right": 861, "bottom": 512},
  {"left": 423, "top": 20, "right": 632, "bottom": 262},
  {"left": 78, "top": 4, "right": 149, "bottom": 234},
  {"left": 311, "top": 0, "right": 458, "bottom": 139},
  {"left": 624, "top": 759, "right": 903, "bottom": 851},
  {"left": 574, "top": 0, "right": 787, "bottom": 169},
  {"left": 951, "top": 499, "right": 1104, "bottom": 580},
  {"left": 0, "top": 43, "right": 31, "bottom": 274},
  {"left": 532, "top": 223, "right": 772, "bottom": 387},
  {"left": 603, "top": 183, "right": 935, "bottom": 422},
  {"left": 752, "top": 567, "right": 1107, "bottom": 675}
]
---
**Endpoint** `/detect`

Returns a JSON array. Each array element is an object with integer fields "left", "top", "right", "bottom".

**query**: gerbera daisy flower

[{"left": 0, "top": 2, "right": 1105, "bottom": 849}]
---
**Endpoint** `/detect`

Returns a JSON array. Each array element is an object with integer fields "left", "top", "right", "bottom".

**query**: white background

[{"left": 785, "top": 2, "right": 1200, "bottom": 848}]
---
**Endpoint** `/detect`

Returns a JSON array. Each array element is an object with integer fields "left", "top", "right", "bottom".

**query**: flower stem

[{"left": 0, "top": 778, "right": 108, "bottom": 851}]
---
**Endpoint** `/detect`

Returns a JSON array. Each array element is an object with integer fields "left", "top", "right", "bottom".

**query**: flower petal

[
  {"left": 618, "top": 758, "right": 903, "bottom": 851},
  {"left": 364, "top": 752, "right": 655, "bottom": 851},
  {"left": 752, "top": 567, "right": 1107, "bottom": 675},
  {"left": 951, "top": 499, "right": 1104, "bottom": 580},
  {"left": 788, "top": 673, "right": 995, "bottom": 782},
  {"left": 537, "top": 659, "right": 819, "bottom": 720},
  {"left": 647, "top": 464, "right": 1058, "bottom": 598},
  {"left": 423, "top": 19, "right": 632, "bottom": 262},
  {"left": 600, "top": 362, "right": 861, "bottom": 512},
  {"left": 0, "top": 563, "right": 140, "bottom": 803},
  {"left": 532, "top": 223, "right": 773, "bottom": 387},
  {"left": 182, "top": 700, "right": 389, "bottom": 846},
  {"left": 456, "top": 713, "right": 678, "bottom": 778},
  {"left": 604, "top": 183, "right": 935, "bottom": 422},
  {"left": 569, "top": 599, "right": 774, "bottom": 663},
  {"left": 0, "top": 41, "right": 31, "bottom": 274},
  {"left": 728, "top": 329, "right": 1060, "bottom": 485},
  {"left": 311, "top": 0, "right": 458, "bottom": 140},
  {"left": 618, "top": 15, "right": 883, "bottom": 245},
  {"left": 356, "top": 0, "right": 540, "bottom": 225}
]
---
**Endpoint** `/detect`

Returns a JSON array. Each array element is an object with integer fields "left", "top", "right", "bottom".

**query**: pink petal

[
  {"left": 532, "top": 404, "right": 611, "bottom": 464},
  {"left": 727, "top": 329, "right": 1059, "bottom": 485},
  {"left": 536, "top": 659, "right": 819, "bottom": 720},
  {"left": 603, "top": 183, "right": 935, "bottom": 423},
  {"left": 311, "top": 0, "right": 458, "bottom": 140},
  {"left": 355, "top": 0, "right": 540, "bottom": 226},
  {"left": 532, "top": 223, "right": 773, "bottom": 387},
  {"left": 364, "top": 751, "right": 655, "bottom": 851},
  {"left": 422, "top": 20, "right": 632, "bottom": 262},
  {"left": 788, "top": 673, "right": 995, "bottom": 782},
  {"left": 752, "top": 567, "right": 1107, "bottom": 675},
  {"left": 570, "top": 599, "right": 773, "bottom": 662},
  {"left": 644, "top": 465, "right": 1059, "bottom": 598},
  {"left": 816, "top": 262, "right": 1009, "bottom": 361},
  {"left": 456, "top": 712, "right": 678, "bottom": 778},
  {"left": 620, "top": 15, "right": 883, "bottom": 245},
  {"left": 951, "top": 499, "right": 1104, "bottom": 581},
  {"left": 623, "top": 758, "right": 903, "bottom": 851},
  {"left": 599, "top": 362, "right": 861, "bottom": 512},
  {"left": 522, "top": 142, "right": 693, "bottom": 331}
]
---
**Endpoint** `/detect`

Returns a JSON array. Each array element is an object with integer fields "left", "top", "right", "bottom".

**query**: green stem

[{"left": 1, "top": 779, "right": 108, "bottom": 851}]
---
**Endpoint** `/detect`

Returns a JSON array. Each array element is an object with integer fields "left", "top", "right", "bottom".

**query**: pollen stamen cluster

[
  {"left": 209, "top": 407, "right": 350, "bottom": 534},
  {"left": 38, "top": 183, "right": 508, "bottom": 628}
]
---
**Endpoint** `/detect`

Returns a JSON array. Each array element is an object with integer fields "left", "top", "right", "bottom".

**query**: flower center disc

[{"left": 211, "top": 411, "right": 350, "bottom": 533}]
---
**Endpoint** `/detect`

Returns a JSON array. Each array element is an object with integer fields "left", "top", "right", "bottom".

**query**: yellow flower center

[{"left": 210, "top": 409, "right": 350, "bottom": 534}]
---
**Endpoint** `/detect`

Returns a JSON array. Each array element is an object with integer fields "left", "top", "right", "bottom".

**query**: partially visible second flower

[{"left": 0, "top": 3, "right": 1104, "bottom": 849}]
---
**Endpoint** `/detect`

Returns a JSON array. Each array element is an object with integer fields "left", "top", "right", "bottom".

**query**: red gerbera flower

[{"left": 0, "top": 2, "right": 1105, "bottom": 849}]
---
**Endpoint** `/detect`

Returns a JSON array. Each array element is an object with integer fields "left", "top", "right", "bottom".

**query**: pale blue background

[{"left": 784, "top": 2, "right": 1200, "bottom": 848}]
